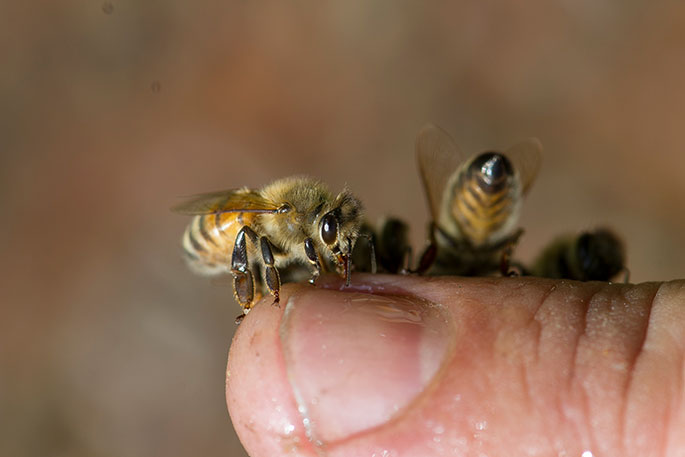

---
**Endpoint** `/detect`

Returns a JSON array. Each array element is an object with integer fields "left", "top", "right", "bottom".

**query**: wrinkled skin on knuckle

[
  {"left": 397, "top": 277, "right": 682, "bottom": 456},
  {"left": 516, "top": 279, "right": 683, "bottom": 457}
]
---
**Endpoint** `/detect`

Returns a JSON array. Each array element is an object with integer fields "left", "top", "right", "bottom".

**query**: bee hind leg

[
  {"left": 259, "top": 236, "right": 281, "bottom": 306},
  {"left": 500, "top": 228, "right": 524, "bottom": 277},
  {"left": 413, "top": 222, "right": 438, "bottom": 275}
]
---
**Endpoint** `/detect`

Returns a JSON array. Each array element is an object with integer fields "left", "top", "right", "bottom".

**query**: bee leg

[
  {"left": 304, "top": 238, "right": 322, "bottom": 284},
  {"left": 359, "top": 232, "right": 377, "bottom": 274},
  {"left": 617, "top": 267, "right": 631, "bottom": 284},
  {"left": 500, "top": 247, "right": 515, "bottom": 277},
  {"left": 509, "top": 261, "right": 530, "bottom": 276},
  {"left": 500, "top": 228, "right": 524, "bottom": 276},
  {"left": 414, "top": 222, "right": 438, "bottom": 275},
  {"left": 231, "top": 227, "right": 259, "bottom": 320},
  {"left": 259, "top": 236, "right": 281, "bottom": 306},
  {"left": 416, "top": 245, "right": 437, "bottom": 275},
  {"left": 235, "top": 314, "right": 246, "bottom": 325},
  {"left": 399, "top": 246, "right": 414, "bottom": 275}
]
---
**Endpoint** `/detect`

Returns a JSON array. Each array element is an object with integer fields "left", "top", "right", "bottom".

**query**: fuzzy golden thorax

[{"left": 256, "top": 178, "right": 363, "bottom": 275}]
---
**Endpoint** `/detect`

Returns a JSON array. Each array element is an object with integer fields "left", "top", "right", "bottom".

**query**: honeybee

[
  {"left": 415, "top": 124, "right": 542, "bottom": 276},
  {"left": 530, "top": 228, "right": 626, "bottom": 281},
  {"left": 173, "top": 176, "right": 363, "bottom": 323}
]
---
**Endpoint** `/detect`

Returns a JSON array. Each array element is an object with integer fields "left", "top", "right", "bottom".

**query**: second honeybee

[{"left": 415, "top": 124, "right": 542, "bottom": 276}]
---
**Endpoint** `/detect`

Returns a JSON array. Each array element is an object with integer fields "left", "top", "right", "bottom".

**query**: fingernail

[{"left": 279, "top": 288, "right": 454, "bottom": 446}]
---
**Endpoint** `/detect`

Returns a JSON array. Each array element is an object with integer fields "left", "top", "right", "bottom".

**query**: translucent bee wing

[
  {"left": 505, "top": 138, "right": 542, "bottom": 195},
  {"left": 416, "top": 124, "right": 469, "bottom": 221},
  {"left": 171, "top": 188, "right": 281, "bottom": 215}
]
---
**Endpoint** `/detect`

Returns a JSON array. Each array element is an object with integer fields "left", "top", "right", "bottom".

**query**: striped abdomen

[
  {"left": 181, "top": 212, "right": 258, "bottom": 275},
  {"left": 450, "top": 152, "right": 520, "bottom": 246}
]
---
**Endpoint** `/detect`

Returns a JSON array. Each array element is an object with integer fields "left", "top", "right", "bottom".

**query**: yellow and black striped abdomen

[
  {"left": 450, "top": 152, "right": 518, "bottom": 246},
  {"left": 182, "top": 212, "right": 258, "bottom": 275}
]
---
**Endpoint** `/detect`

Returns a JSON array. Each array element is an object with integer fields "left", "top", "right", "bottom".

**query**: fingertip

[
  {"left": 226, "top": 284, "right": 317, "bottom": 457},
  {"left": 225, "top": 275, "right": 565, "bottom": 457},
  {"left": 226, "top": 275, "right": 678, "bottom": 457},
  {"left": 226, "top": 277, "right": 456, "bottom": 456}
]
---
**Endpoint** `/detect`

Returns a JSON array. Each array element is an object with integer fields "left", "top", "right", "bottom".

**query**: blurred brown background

[{"left": 2, "top": 1, "right": 685, "bottom": 456}]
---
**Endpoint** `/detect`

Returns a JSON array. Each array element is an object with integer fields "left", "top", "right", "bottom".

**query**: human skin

[{"left": 226, "top": 274, "right": 685, "bottom": 457}]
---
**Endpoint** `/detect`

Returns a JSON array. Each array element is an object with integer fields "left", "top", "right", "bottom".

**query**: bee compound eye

[{"left": 321, "top": 213, "right": 338, "bottom": 245}]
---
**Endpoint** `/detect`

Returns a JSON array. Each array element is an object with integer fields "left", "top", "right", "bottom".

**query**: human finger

[{"left": 226, "top": 275, "right": 685, "bottom": 457}]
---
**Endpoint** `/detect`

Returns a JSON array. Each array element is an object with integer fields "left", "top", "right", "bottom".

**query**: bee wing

[
  {"left": 171, "top": 189, "right": 281, "bottom": 215},
  {"left": 505, "top": 138, "right": 542, "bottom": 195},
  {"left": 416, "top": 124, "right": 468, "bottom": 221}
]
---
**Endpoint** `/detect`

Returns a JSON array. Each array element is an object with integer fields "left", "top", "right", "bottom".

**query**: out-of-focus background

[{"left": 3, "top": 1, "right": 685, "bottom": 456}]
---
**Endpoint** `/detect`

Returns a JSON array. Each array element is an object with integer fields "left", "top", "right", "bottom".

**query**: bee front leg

[
  {"left": 259, "top": 236, "right": 281, "bottom": 306},
  {"left": 304, "top": 238, "right": 322, "bottom": 284},
  {"left": 231, "top": 226, "right": 259, "bottom": 322}
]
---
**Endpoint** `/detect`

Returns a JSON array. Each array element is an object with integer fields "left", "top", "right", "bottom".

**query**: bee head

[{"left": 318, "top": 190, "right": 363, "bottom": 286}]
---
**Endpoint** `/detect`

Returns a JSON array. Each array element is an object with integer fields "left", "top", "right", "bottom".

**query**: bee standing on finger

[
  {"left": 530, "top": 228, "right": 627, "bottom": 282},
  {"left": 173, "top": 176, "right": 363, "bottom": 323},
  {"left": 415, "top": 124, "right": 542, "bottom": 276}
]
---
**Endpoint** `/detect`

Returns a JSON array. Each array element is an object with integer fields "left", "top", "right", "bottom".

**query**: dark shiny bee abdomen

[{"left": 451, "top": 152, "right": 518, "bottom": 245}]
